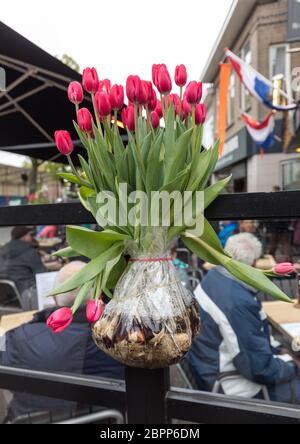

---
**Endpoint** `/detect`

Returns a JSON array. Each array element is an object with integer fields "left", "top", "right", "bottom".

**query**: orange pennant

[{"left": 218, "top": 63, "right": 231, "bottom": 157}]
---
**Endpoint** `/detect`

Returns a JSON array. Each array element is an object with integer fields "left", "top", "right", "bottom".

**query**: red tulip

[
  {"left": 147, "top": 86, "right": 157, "bottom": 111},
  {"left": 138, "top": 80, "right": 149, "bottom": 105},
  {"left": 185, "top": 81, "right": 203, "bottom": 104},
  {"left": 151, "top": 111, "right": 160, "bottom": 129},
  {"left": 82, "top": 67, "right": 99, "bottom": 94},
  {"left": 47, "top": 307, "right": 73, "bottom": 333},
  {"left": 126, "top": 75, "right": 142, "bottom": 103},
  {"left": 156, "top": 66, "right": 172, "bottom": 95},
  {"left": 95, "top": 91, "right": 112, "bottom": 116},
  {"left": 195, "top": 103, "right": 207, "bottom": 125},
  {"left": 175, "top": 64, "right": 187, "bottom": 87},
  {"left": 154, "top": 100, "right": 163, "bottom": 119},
  {"left": 86, "top": 300, "right": 103, "bottom": 323},
  {"left": 152, "top": 64, "right": 166, "bottom": 88},
  {"left": 68, "top": 81, "right": 83, "bottom": 105},
  {"left": 168, "top": 94, "right": 181, "bottom": 114},
  {"left": 54, "top": 130, "right": 74, "bottom": 155},
  {"left": 122, "top": 105, "right": 135, "bottom": 131},
  {"left": 98, "top": 79, "right": 111, "bottom": 94},
  {"left": 109, "top": 84, "right": 124, "bottom": 110},
  {"left": 77, "top": 108, "right": 93, "bottom": 132},
  {"left": 182, "top": 99, "right": 192, "bottom": 115},
  {"left": 274, "top": 263, "right": 295, "bottom": 275}
]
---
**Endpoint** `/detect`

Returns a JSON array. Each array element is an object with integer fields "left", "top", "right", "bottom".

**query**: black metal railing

[{"left": 1, "top": 192, "right": 300, "bottom": 424}]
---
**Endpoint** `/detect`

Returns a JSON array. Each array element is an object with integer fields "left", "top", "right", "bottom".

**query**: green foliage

[{"left": 55, "top": 98, "right": 290, "bottom": 312}]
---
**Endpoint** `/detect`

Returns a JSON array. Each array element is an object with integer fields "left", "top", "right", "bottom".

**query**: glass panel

[
  {"left": 185, "top": 218, "right": 300, "bottom": 409},
  {"left": 282, "top": 159, "right": 300, "bottom": 190},
  {"left": 270, "top": 45, "right": 287, "bottom": 78}
]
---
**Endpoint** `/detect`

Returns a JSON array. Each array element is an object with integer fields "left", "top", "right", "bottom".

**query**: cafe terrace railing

[{"left": 1, "top": 191, "right": 300, "bottom": 424}]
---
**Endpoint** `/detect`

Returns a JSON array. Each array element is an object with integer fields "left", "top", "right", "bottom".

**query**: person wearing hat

[{"left": 0, "top": 227, "right": 46, "bottom": 305}]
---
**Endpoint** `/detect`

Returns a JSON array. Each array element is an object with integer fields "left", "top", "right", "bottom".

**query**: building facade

[{"left": 202, "top": 0, "right": 300, "bottom": 193}]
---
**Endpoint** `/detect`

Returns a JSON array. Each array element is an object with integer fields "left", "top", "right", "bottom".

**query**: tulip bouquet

[{"left": 49, "top": 64, "right": 291, "bottom": 369}]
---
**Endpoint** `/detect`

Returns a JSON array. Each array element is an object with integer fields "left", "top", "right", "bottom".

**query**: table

[
  {"left": 263, "top": 300, "right": 300, "bottom": 345},
  {"left": 0, "top": 311, "right": 37, "bottom": 333}
]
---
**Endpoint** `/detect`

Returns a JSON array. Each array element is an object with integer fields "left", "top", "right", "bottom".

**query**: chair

[
  {"left": 55, "top": 409, "right": 124, "bottom": 424},
  {"left": 212, "top": 371, "right": 270, "bottom": 401},
  {"left": 176, "top": 248, "right": 192, "bottom": 267},
  {"left": 9, "top": 408, "right": 124, "bottom": 425},
  {"left": 0, "top": 280, "right": 23, "bottom": 315},
  {"left": 188, "top": 276, "right": 201, "bottom": 291}
]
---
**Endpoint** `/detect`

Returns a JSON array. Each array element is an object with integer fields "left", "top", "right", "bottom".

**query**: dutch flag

[
  {"left": 225, "top": 49, "right": 298, "bottom": 112},
  {"left": 242, "top": 112, "right": 276, "bottom": 150}
]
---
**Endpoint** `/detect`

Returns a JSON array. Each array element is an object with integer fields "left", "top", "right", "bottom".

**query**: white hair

[
  {"left": 54, "top": 261, "right": 87, "bottom": 307},
  {"left": 225, "top": 233, "right": 262, "bottom": 266}
]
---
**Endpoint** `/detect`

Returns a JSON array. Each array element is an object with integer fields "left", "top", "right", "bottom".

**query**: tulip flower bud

[
  {"left": 185, "top": 81, "right": 203, "bottom": 104},
  {"left": 47, "top": 307, "right": 73, "bottom": 333},
  {"left": 175, "top": 64, "right": 187, "bottom": 87},
  {"left": 152, "top": 64, "right": 166, "bottom": 88},
  {"left": 168, "top": 94, "right": 181, "bottom": 115},
  {"left": 182, "top": 99, "right": 192, "bottom": 115},
  {"left": 109, "top": 84, "right": 124, "bottom": 110},
  {"left": 157, "top": 66, "right": 172, "bottom": 95},
  {"left": 95, "top": 91, "right": 112, "bottom": 116},
  {"left": 126, "top": 75, "right": 142, "bottom": 103},
  {"left": 122, "top": 105, "right": 135, "bottom": 131},
  {"left": 195, "top": 103, "right": 207, "bottom": 125},
  {"left": 148, "top": 87, "right": 157, "bottom": 111},
  {"left": 86, "top": 300, "right": 103, "bottom": 324},
  {"left": 68, "top": 81, "right": 84, "bottom": 105},
  {"left": 274, "top": 263, "right": 295, "bottom": 276},
  {"left": 154, "top": 100, "right": 163, "bottom": 119},
  {"left": 98, "top": 79, "right": 111, "bottom": 94},
  {"left": 54, "top": 130, "right": 74, "bottom": 155},
  {"left": 138, "top": 80, "right": 149, "bottom": 105},
  {"left": 82, "top": 67, "right": 99, "bottom": 94},
  {"left": 151, "top": 111, "right": 160, "bottom": 129},
  {"left": 77, "top": 108, "right": 93, "bottom": 132}
]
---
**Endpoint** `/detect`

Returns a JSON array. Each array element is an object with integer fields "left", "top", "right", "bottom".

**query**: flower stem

[
  {"left": 192, "top": 105, "right": 196, "bottom": 157},
  {"left": 91, "top": 93, "right": 103, "bottom": 136},
  {"left": 67, "top": 154, "right": 91, "bottom": 188}
]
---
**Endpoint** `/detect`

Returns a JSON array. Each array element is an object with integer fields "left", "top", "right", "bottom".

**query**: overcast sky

[
  {"left": 1, "top": 0, "right": 233, "bottom": 167},
  {"left": 1, "top": 0, "right": 233, "bottom": 83}
]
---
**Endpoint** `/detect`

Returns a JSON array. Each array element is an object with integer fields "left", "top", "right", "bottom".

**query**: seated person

[
  {"left": 36, "top": 225, "right": 58, "bottom": 239},
  {"left": 218, "top": 221, "right": 238, "bottom": 248},
  {"left": 187, "top": 233, "right": 300, "bottom": 403},
  {"left": 0, "top": 261, "right": 124, "bottom": 422},
  {"left": 0, "top": 227, "right": 46, "bottom": 298},
  {"left": 239, "top": 220, "right": 257, "bottom": 234}
]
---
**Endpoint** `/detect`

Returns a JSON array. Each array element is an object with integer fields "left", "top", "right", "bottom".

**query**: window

[
  {"left": 269, "top": 44, "right": 288, "bottom": 79},
  {"left": 227, "top": 72, "right": 235, "bottom": 127},
  {"left": 203, "top": 106, "right": 214, "bottom": 149},
  {"left": 241, "top": 40, "right": 252, "bottom": 111},
  {"left": 282, "top": 158, "right": 300, "bottom": 190}
]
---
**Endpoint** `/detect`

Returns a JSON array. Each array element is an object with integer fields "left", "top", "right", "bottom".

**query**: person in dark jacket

[
  {"left": 0, "top": 261, "right": 124, "bottom": 422},
  {"left": 188, "top": 233, "right": 300, "bottom": 403},
  {"left": 0, "top": 226, "right": 46, "bottom": 296}
]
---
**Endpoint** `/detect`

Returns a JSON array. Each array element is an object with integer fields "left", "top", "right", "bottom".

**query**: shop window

[
  {"left": 270, "top": 44, "right": 288, "bottom": 80},
  {"left": 282, "top": 158, "right": 300, "bottom": 190}
]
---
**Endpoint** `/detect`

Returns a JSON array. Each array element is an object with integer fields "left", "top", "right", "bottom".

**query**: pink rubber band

[{"left": 129, "top": 257, "right": 173, "bottom": 263}]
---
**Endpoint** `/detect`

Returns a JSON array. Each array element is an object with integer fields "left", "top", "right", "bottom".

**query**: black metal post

[{"left": 125, "top": 367, "right": 170, "bottom": 424}]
